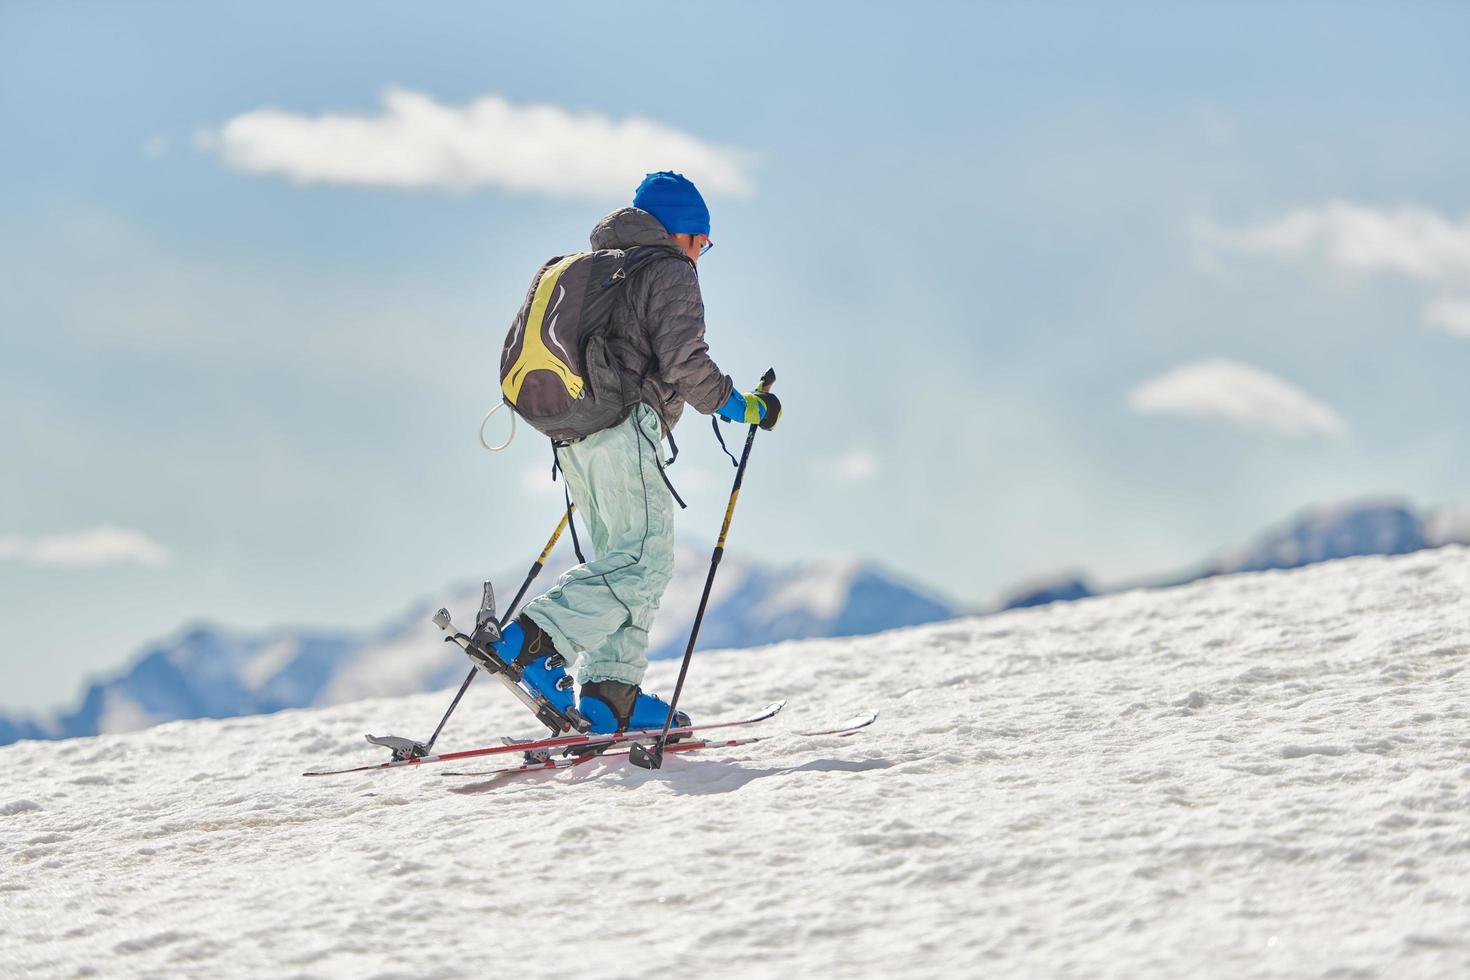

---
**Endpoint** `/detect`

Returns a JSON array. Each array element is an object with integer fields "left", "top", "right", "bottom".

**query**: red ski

[
  {"left": 302, "top": 701, "right": 787, "bottom": 777},
  {"left": 440, "top": 711, "right": 880, "bottom": 778}
]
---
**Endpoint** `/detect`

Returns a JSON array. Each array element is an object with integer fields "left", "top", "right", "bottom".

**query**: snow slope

[{"left": 3, "top": 548, "right": 1468, "bottom": 978}]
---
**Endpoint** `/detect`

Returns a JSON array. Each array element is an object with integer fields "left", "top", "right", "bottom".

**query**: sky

[{"left": 2, "top": 1, "right": 1468, "bottom": 712}]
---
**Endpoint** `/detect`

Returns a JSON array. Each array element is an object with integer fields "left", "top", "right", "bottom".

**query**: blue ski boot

[
  {"left": 579, "top": 680, "right": 690, "bottom": 737},
  {"left": 488, "top": 616, "right": 576, "bottom": 716}
]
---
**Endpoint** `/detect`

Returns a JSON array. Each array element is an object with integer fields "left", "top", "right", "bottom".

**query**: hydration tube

[{"left": 479, "top": 402, "right": 516, "bottom": 452}]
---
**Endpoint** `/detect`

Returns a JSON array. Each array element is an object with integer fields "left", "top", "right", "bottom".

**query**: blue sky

[{"left": 3, "top": 1, "right": 1468, "bottom": 711}]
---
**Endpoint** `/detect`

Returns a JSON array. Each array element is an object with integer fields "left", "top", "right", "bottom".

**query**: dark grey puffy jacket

[{"left": 590, "top": 207, "right": 735, "bottom": 433}]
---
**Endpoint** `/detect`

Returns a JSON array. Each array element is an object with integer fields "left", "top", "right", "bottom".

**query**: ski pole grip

[{"left": 757, "top": 367, "right": 776, "bottom": 393}]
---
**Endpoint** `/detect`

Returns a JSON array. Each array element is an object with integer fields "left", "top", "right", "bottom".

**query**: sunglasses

[{"left": 699, "top": 236, "right": 714, "bottom": 257}]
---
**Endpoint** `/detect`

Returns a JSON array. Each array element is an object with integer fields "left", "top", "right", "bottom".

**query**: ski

[
  {"left": 794, "top": 711, "right": 879, "bottom": 738},
  {"left": 441, "top": 735, "right": 763, "bottom": 778},
  {"left": 441, "top": 711, "right": 880, "bottom": 778},
  {"left": 302, "top": 701, "right": 787, "bottom": 777}
]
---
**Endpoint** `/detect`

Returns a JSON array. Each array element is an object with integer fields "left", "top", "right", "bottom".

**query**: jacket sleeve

[{"left": 634, "top": 257, "right": 735, "bottom": 415}]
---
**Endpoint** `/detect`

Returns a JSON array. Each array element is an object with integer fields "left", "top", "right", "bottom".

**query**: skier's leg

[
  {"left": 577, "top": 410, "right": 674, "bottom": 684},
  {"left": 522, "top": 404, "right": 675, "bottom": 687}
]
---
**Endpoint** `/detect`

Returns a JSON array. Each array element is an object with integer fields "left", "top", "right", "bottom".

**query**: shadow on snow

[{"left": 445, "top": 755, "right": 892, "bottom": 796}]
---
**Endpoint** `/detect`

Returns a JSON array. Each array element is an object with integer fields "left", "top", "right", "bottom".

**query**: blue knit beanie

[{"left": 632, "top": 171, "right": 710, "bottom": 237}]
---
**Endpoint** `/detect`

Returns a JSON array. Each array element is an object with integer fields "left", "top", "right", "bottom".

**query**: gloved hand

[{"left": 716, "top": 389, "right": 782, "bottom": 431}]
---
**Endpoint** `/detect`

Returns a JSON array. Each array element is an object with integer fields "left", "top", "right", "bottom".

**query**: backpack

[{"left": 500, "top": 246, "right": 684, "bottom": 442}]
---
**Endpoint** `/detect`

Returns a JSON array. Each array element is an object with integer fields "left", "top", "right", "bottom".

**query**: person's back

[
  {"left": 589, "top": 205, "right": 732, "bottom": 432},
  {"left": 482, "top": 172, "right": 782, "bottom": 734}
]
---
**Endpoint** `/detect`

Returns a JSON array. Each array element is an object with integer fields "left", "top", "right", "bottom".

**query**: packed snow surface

[{"left": 3, "top": 549, "right": 1469, "bottom": 978}]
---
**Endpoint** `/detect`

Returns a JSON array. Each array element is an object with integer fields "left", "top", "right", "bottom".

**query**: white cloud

[
  {"left": 1128, "top": 358, "right": 1347, "bottom": 440},
  {"left": 1208, "top": 201, "right": 1470, "bottom": 283},
  {"left": 1202, "top": 201, "right": 1470, "bottom": 336},
  {"left": 0, "top": 526, "right": 171, "bottom": 568},
  {"left": 832, "top": 449, "right": 880, "bottom": 482},
  {"left": 200, "top": 87, "right": 756, "bottom": 199},
  {"left": 1423, "top": 295, "right": 1470, "bottom": 338}
]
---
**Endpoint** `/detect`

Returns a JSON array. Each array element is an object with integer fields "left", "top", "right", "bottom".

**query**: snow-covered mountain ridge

[
  {"left": 0, "top": 546, "right": 956, "bottom": 745},
  {"left": 1000, "top": 497, "right": 1470, "bottom": 610},
  {"left": 2, "top": 549, "right": 1466, "bottom": 978}
]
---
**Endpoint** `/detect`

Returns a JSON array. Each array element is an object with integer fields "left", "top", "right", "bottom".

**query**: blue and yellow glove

[{"left": 716, "top": 389, "right": 782, "bottom": 431}]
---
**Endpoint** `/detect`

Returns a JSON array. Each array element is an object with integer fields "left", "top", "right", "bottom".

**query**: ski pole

[
  {"left": 414, "top": 506, "right": 575, "bottom": 757},
  {"left": 630, "top": 368, "right": 776, "bottom": 771}
]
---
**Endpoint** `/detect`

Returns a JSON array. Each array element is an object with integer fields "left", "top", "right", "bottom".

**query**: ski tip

[
  {"left": 796, "top": 710, "right": 879, "bottom": 738},
  {"left": 752, "top": 700, "right": 787, "bottom": 721}
]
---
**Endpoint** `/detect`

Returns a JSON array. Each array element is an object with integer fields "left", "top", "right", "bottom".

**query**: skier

[{"left": 487, "top": 171, "right": 781, "bottom": 735}]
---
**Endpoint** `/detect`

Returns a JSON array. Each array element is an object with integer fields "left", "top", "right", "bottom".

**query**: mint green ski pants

[{"left": 522, "top": 404, "right": 675, "bottom": 687}]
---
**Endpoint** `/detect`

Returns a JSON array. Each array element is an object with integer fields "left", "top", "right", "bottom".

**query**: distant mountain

[
  {"left": 1195, "top": 499, "right": 1428, "bottom": 579},
  {"left": 4, "top": 627, "right": 364, "bottom": 745},
  {"left": 1000, "top": 574, "right": 1095, "bottom": 611},
  {"left": 0, "top": 546, "right": 959, "bottom": 744},
  {"left": 1002, "top": 497, "right": 1469, "bottom": 611}
]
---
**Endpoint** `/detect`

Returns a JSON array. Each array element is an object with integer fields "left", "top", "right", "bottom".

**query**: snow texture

[{"left": 2, "top": 549, "right": 1468, "bottom": 978}]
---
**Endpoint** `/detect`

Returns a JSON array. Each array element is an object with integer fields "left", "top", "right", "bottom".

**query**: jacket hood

[{"left": 590, "top": 207, "right": 681, "bottom": 251}]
